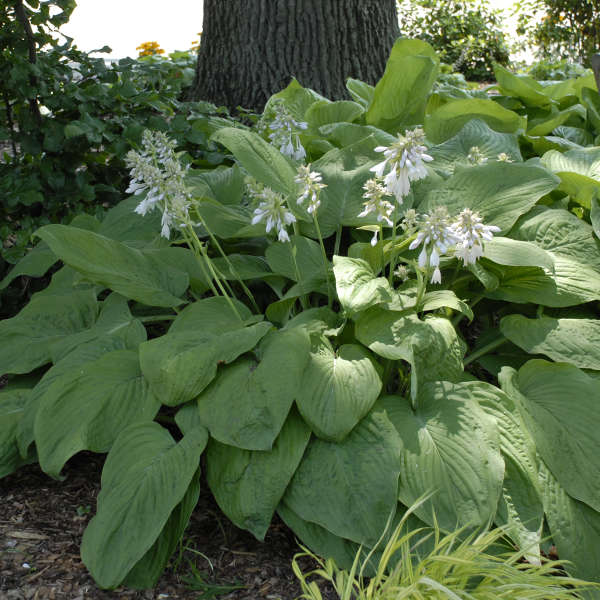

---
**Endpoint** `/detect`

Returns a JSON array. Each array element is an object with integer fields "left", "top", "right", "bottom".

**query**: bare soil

[{"left": 0, "top": 453, "right": 336, "bottom": 600}]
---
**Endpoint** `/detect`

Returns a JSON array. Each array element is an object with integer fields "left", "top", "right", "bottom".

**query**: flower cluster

[
  {"left": 267, "top": 101, "right": 308, "bottom": 161},
  {"left": 497, "top": 152, "right": 513, "bottom": 162},
  {"left": 358, "top": 178, "right": 395, "bottom": 246},
  {"left": 125, "top": 130, "right": 191, "bottom": 239},
  {"left": 450, "top": 208, "right": 501, "bottom": 266},
  {"left": 295, "top": 165, "right": 326, "bottom": 215},
  {"left": 371, "top": 128, "right": 433, "bottom": 203},
  {"left": 409, "top": 207, "right": 500, "bottom": 283},
  {"left": 467, "top": 146, "right": 487, "bottom": 165},
  {"left": 249, "top": 185, "right": 296, "bottom": 243}
]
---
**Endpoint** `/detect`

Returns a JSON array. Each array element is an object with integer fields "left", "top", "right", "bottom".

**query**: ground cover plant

[{"left": 2, "top": 36, "right": 600, "bottom": 596}]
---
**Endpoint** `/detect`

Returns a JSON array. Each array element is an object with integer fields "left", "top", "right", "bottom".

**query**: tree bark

[{"left": 189, "top": 0, "right": 399, "bottom": 112}]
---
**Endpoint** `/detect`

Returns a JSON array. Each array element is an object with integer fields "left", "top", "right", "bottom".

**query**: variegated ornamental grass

[{"left": 2, "top": 38, "right": 600, "bottom": 594}]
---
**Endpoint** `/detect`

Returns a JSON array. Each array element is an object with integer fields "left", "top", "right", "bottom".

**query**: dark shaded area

[{"left": 189, "top": 0, "right": 399, "bottom": 111}]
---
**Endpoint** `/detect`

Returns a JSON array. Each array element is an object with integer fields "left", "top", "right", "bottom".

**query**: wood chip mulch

[{"left": 0, "top": 453, "right": 337, "bottom": 600}]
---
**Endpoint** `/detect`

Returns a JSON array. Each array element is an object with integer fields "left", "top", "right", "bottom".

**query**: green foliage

[
  {"left": 0, "top": 1, "right": 228, "bottom": 302},
  {"left": 515, "top": 0, "right": 600, "bottom": 64},
  {"left": 292, "top": 501, "right": 597, "bottom": 599},
  {"left": 3, "top": 36, "right": 600, "bottom": 595},
  {"left": 397, "top": 0, "right": 510, "bottom": 81}
]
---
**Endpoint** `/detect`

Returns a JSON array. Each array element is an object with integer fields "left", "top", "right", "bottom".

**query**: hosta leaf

[
  {"left": 0, "top": 242, "right": 57, "bottom": 290},
  {"left": 123, "top": 469, "right": 200, "bottom": 589},
  {"left": 366, "top": 38, "right": 439, "bottom": 133},
  {"left": 425, "top": 98, "right": 525, "bottom": 144},
  {"left": 428, "top": 119, "right": 522, "bottom": 176},
  {"left": 419, "top": 163, "right": 559, "bottom": 234},
  {"left": 305, "top": 100, "right": 364, "bottom": 128},
  {"left": 477, "top": 380, "right": 543, "bottom": 562},
  {"left": 283, "top": 405, "right": 402, "bottom": 547},
  {"left": 319, "top": 122, "right": 395, "bottom": 148},
  {"left": 527, "top": 104, "right": 586, "bottom": 137},
  {"left": 0, "top": 290, "right": 98, "bottom": 375},
  {"left": 36, "top": 225, "right": 188, "bottom": 307},
  {"left": 538, "top": 460, "right": 600, "bottom": 584},
  {"left": 381, "top": 383, "right": 504, "bottom": 531},
  {"left": 420, "top": 290, "right": 473, "bottom": 322},
  {"left": 333, "top": 256, "right": 393, "bottom": 316},
  {"left": 266, "top": 235, "right": 326, "bottom": 282},
  {"left": 482, "top": 237, "right": 554, "bottom": 271},
  {"left": 0, "top": 388, "right": 33, "bottom": 478},
  {"left": 49, "top": 293, "right": 146, "bottom": 363},
  {"left": 295, "top": 339, "right": 382, "bottom": 442},
  {"left": 501, "top": 315, "right": 600, "bottom": 369},
  {"left": 264, "top": 77, "right": 326, "bottom": 123},
  {"left": 35, "top": 350, "right": 161, "bottom": 478},
  {"left": 17, "top": 335, "right": 137, "bottom": 459},
  {"left": 197, "top": 328, "right": 311, "bottom": 450},
  {"left": 541, "top": 148, "right": 600, "bottom": 208},
  {"left": 169, "top": 296, "right": 253, "bottom": 335},
  {"left": 346, "top": 77, "right": 375, "bottom": 110},
  {"left": 81, "top": 423, "right": 207, "bottom": 589},
  {"left": 503, "top": 361, "right": 600, "bottom": 512},
  {"left": 187, "top": 164, "right": 244, "bottom": 206},
  {"left": 211, "top": 127, "right": 296, "bottom": 197},
  {"left": 206, "top": 408, "right": 311, "bottom": 540},
  {"left": 490, "top": 206, "right": 600, "bottom": 306},
  {"left": 493, "top": 64, "right": 553, "bottom": 108},
  {"left": 355, "top": 310, "right": 464, "bottom": 400},
  {"left": 140, "top": 321, "right": 271, "bottom": 407}
]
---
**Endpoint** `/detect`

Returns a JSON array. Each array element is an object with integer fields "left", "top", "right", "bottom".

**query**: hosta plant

[{"left": 2, "top": 38, "right": 600, "bottom": 593}]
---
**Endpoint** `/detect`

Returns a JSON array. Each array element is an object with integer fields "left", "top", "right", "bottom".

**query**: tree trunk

[{"left": 189, "top": 0, "right": 399, "bottom": 112}]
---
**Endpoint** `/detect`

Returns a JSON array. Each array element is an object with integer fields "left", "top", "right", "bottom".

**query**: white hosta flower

[
  {"left": 295, "top": 165, "right": 326, "bottom": 214},
  {"left": 409, "top": 207, "right": 460, "bottom": 284},
  {"left": 394, "top": 264, "right": 410, "bottom": 281},
  {"left": 467, "top": 146, "right": 488, "bottom": 165},
  {"left": 497, "top": 152, "right": 513, "bottom": 162},
  {"left": 450, "top": 208, "right": 500, "bottom": 266},
  {"left": 401, "top": 208, "right": 418, "bottom": 233},
  {"left": 358, "top": 178, "right": 395, "bottom": 246},
  {"left": 370, "top": 128, "right": 433, "bottom": 203},
  {"left": 251, "top": 187, "right": 296, "bottom": 242},
  {"left": 125, "top": 130, "right": 191, "bottom": 239},
  {"left": 268, "top": 101, "right": 308, "bottom": 160}
]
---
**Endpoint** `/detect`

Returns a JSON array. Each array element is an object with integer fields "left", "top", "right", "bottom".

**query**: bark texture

[{"left": 189, "top": 0, "right": 400, "bottom": 112}]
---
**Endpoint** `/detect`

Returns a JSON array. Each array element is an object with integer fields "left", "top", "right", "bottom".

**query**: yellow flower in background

[
  {"left": 136, "top": 41, "right": 165, "bottom": 57},
  {"left": 190, "top": 32, "right": 202, "bottom": 51}
]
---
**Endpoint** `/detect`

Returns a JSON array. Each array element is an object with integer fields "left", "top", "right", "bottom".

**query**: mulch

[{"left": 0, "top": 453, "right": 337, "bottom": 600}]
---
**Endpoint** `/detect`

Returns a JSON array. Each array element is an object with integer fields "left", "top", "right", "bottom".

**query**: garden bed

[{"left": 0, "top": 454, "right": 333, "bottom": 600}]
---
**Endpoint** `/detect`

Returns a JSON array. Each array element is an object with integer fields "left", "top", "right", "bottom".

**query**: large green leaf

[
  {"left": 197, "top": 328, "right": 311, "bottom": 450},
  {"left": 123, "top": 469, "right": 201, "bottom": 589},
  {"left": 81, "top": 423, "right": 207, "bottom": 589},
  {"left": 0, "top": 290, "right": 98, "bottom": 375},
  {"left": 366, "top": 38, "right": 439, "bottom": 133},
  {"left": 283, "top": 405, "right": 402, "bottom": 547},
  {"left": 478, "top": 377, "right": 543, "bottom": 562},
  {"left": 305, "top": 100, "right": 364, "bottom": 128},
  {"left": 346, "top": 78, "right": 375, "bottom": 110},
  {"left": 489, "top": 206, "right": 600, "bottom": 306},
  {"left": 211, "top": 127, "right": 297, "bottom": 197},
  {"left": 333, "top": 256, "right": 393, "bottom": 316},
  {"left": 540, "top": 148, "right": 600, "bottom": 208},
  {"left": 355, "top": 310, "right": 464, "bottom": 400},
  {"left": 528, "top": 104, "right": 586, "bottom": 137},
  {"left": 429, "top": 119, "right": 522, "bottom": 176},
  {"left": 17, "top": 334, "right": 137, "bottom": 460},
  {"left": 187, "top": 164, "right": 244, "bottom": 206},
  {"left": 264, "top": 77, "right": 326, "bottom": 122},
  {"left": 169, "top": 296, "right": 253, "bottom": 335},
  {"left": 0, "top": 242, "right": 57, "bottom": 291},
  {"left": 266, "top": 235, "right": 326, "bottom": 281},
  {"left": 501, "top": 315, "right": 600, "bottom": 370},
  {"left": 425, "top": 99, "right": 525, "bottom": 144},
  {"left": 0, "top": 388, "right": 33, "bottom": 478},
  {"left": 419, "top": 163, "right": 559, "bottom": 234},
  {"left": 295, "top": 339, "right": 381, "bottom": 442},
  {"left": 493, "top": 64, "right": 553, "bottom": 108},
  {"left": 538, "top": 460, "right": 600, "bottom": 584},
  {"left": 482, "top": 237, "right": 555, "bottom": 271},
  {"left": 140, "top": 321, "right": 271, "bottom": 407},
  {"left": 503, "top": 361, "right": 600, "bottom": 513},
  {"left": 381, "top": 383, "right": 504, "bottom": 531},
  {"left": 35, "top": 349, "right": 161, "bottom": 478},
  {"left": 206, "top": 408, "right": 311, "bottom": 540},
  {"left": 36, "top": 225, "right": 188, "bottom": 307}
]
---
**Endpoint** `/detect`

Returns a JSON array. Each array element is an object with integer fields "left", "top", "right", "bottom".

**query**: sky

[
  {"left": 60, "top": 0, "right": 521, "bottom": 60},
  {"left": 60, "top": 0, "right": 204, "bottom": 58}
]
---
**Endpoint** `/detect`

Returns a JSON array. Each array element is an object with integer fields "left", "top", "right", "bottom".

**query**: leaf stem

[
  {"left": 313, "top": 214, "right": 332, "bottom": 308},
  {"left": 463, "top": 336, "right": 508, "bottom": 366}
]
